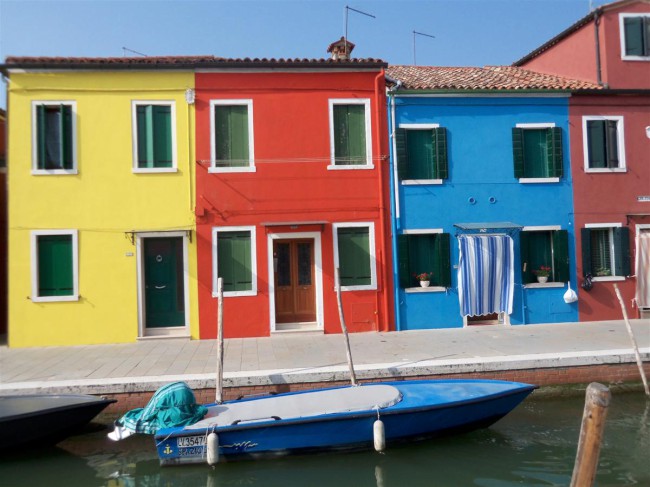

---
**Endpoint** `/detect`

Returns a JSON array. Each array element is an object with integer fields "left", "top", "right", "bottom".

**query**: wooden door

[
  {"left": 144, "top": 237, "right": 185, "bottom": 328},
  {"left": 274, "top": 239, "right": 316, "bottom": 324}
]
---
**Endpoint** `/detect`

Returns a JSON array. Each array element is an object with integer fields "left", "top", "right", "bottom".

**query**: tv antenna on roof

[
  {"left": 412, "top": 31, "right": 435, "bottom": 66},
  {"left": 345, "top": 6, "right": 375, "bottom": 58},
  {"left": 122, "top": 47, "right": 147, "bottom": 57}
]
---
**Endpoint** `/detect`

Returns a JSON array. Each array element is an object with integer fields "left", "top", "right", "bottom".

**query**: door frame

[
  {"left": 136, "top": 231, "right": 190, "bottom": 338},
  {"left": 267, "top": 231, "right": 323, "bottom": 333}
]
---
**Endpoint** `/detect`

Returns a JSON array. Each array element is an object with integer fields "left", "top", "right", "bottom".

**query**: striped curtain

[
  {"left": 458, "top": 235, "right": 514, "bottom": 317},
  {"left": 636, "top": 230, "right": 650, "bottom": 308}
]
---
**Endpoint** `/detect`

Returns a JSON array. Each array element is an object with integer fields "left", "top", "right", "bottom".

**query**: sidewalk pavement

[{"left": 1, "top": 320, "right": 648, "bottom": 396}]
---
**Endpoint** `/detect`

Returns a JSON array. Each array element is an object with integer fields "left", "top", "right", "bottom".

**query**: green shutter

[
  {"left": 523, "top": 129, "right": 548, "bottom": 178},
  {"left": 397, "top": 234, "right": 410, "bottom": 288},
  {"left": 334, "top": 105, "right": 366, "bottom": 165},
  {"left": 38, "top": 235, "right": 73, "bottom": 297},
  {"left": 395, "top": 128, "right": 408, "bottom": 180},
  {"left": 613, "top": 227, "right": 631, "bottom": 277},
  {"left": 218, "top": 231, "right": 252, "bottom": 292},
  {"left": 215, "top": 105, "right": 249, "bottom": 167},
  {"left": 37, "top": 105, "right": 47, "bottom": 169},
  {"left": 338, "top": 227, "right": 371, "bottom": 286},
  {"left": 153, "top": 105, "right": 172, "bottom": 168},
  {"left": 60, "top": 105, "right": 73, "bottom": 170},
  {"left": 587, "top": 120, "right": 606, "bottom": 169},
  {"left": 137, "top": 105, "right": 155, "bottom": 168},
  {"left": 433, "top": 127, "right": 448, "bottom": 180},
  {"left": 645, "top": 17, "right": 650, "bottom": 55},
  {"left": 547, "top": 127, "right": 563, "bottom": 178},
  {"left": 581, "top": 228, "right": 593, "bottom": 277},
  {"left": 436, "top": 233, "right": 451, "bottom": 287},
  {"left": 624, "top": 16, "right": 645, "bottom": 56},
  {"left": 512, "top": 128, "right": 525, "bottom": 178},
  {"left": 520, "top": 231, "right": 533, "bottom": 284},
  {"left": 552, "top": 230, "right": 569, "bottom": 283},
  {"left": 605, "top": 120, "right": 619, "bottom": 169}
]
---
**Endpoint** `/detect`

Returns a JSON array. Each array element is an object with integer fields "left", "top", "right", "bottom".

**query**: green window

[
  {"left": 397, "top": 233, "right": 451, "bottom": 288},
  {"left": 512, "top": 127, "right": 562, "bottom": 178},
  {"left": 216, "top": 230, "right": 253, "bottom": 293},
  {"left": 520, "top": 230, "right": 569, "bottom": 284},
  {"left": 214, "top": 104, "right": 250, "bottom": 168},
  {"left": 581, "top": 227, "right": 630, "bottom": 278},
  {"left": 396, "top": 128, "right": 448, "bottom": 180},
  {"left": 337, "top": 226, "right": 372, "bottom": 286},
  {"left": 36, "top": 104, "right": 73, "bottom": 170},
  {"left": 136, "top": 104, "right": 173, "bottom": 169},
  {"left": 333, "top": 104, "right": 367, "bottom": 166},
  {"left": 586, "top": 120, "right": 620, "bottom": 169},
  {"left": 623, "top": 15, "right": 650, "bottom": 57},
  {"left": 36, "top": 234, "right": 74, "bottom": 297}
]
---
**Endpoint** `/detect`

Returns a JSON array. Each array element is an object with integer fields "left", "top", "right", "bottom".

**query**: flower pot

[
  {"left": 420, "top": 280, "right": 430, "bottom": 288},
  {"left": 537, "top": 276, "right": 548, "bottom": 283}
]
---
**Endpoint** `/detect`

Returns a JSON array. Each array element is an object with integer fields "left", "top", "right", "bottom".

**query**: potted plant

[
  {"left": 533, "top": 266, "right": 551, "bottom": 283},
  {"left": 595, "top": 267, "right": 611, "bottom": 277},
  {"left": 414, "top": 272, "right": 433, "bottom": 288}
]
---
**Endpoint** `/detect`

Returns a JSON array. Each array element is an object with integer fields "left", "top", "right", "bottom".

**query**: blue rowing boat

[{"left": 141, "top": 379, "right": 535, "bottom": 466}]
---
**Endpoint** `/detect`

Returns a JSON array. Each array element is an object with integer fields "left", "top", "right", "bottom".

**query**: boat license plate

[{"left": 177, "top": 436, "right": 206, "bottom": 448}]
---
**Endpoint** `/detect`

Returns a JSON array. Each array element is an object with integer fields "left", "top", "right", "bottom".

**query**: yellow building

[{"left": 2, "top": 57, "right": 200, "bottom": 347}]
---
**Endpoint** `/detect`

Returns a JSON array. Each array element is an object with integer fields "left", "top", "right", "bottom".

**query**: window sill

[
  {"left": 402, "top": 179, "right": 443, "bottom": 185},
  {"left": 327, "top": 164, "right": 374, "bottom": 171},
  {"left": 621, "top": 55, "right": 650, "bottom": 61},
  {"left": 208, "top": 166, "right": 256, "bottom": 174},
  {"left": 523, "top": 282, "right": 565, "bottom": 289},
  {"left": 212, "top": 290, "right": 257, "bottom": 298},
  {"left": 31, "top": 169, "right": 78, "bottom": 176},
  {"left": 336, "top": 285, "right": 377, "bottom": 292},
  {"left": 132, "top": 167, "right": 178, "bottom": 174},
  {"left": 592, "top": 276, "right": 626, "bottom": 282},
  {"left": 405, "top": 286, "right": 446, "bottom": 293},
  {"left": 519, "top": 177, "right": 560, "bottom": 184},
  {"left": 584, "top": 168, "right": 627, "bottom": 173},
  {"left": 31, "top": 295, "right": 79, "bottom": 303}
]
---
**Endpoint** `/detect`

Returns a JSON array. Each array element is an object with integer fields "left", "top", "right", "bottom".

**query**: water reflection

[{"left": 1, "top": 391, "right": 648, "bottom": 487}]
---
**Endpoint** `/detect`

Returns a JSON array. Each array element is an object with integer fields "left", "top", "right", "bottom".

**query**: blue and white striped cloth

[{"left": 458, "top": 235, "right": 514, "bottom": 317}]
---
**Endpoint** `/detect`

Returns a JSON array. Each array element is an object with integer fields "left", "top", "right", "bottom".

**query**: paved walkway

[{"left": 1, "top": 320, "right": 648, "bottom": 395}]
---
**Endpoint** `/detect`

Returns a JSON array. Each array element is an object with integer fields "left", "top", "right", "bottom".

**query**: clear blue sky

[{"left": 0, "top": 0, "right": 611, "bottom": 108}]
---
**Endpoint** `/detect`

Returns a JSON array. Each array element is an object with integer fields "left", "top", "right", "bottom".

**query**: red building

[
  {"left": 194, "top": 46, "right": 394, "bottom": 338},
  {"left": 515, "top": 0, "right": 650, "bottom": 320}
]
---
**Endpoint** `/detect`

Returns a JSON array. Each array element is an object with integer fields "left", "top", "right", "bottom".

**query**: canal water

[{"left": 1, "top": 387, "right": 648, "bottom": 487}]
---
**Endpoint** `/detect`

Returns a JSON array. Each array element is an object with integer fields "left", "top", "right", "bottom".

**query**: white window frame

[
  {"left": 515, "top": 122, "right": 560, "bottom": 183},
  {"left": 397, "top": 123, "right": 444, "bottom": 185},
  {"left": 332, "top": 222, "right": 377, "bottom": 291},
  {"left": 31, "top": 229, "right": 79, "bottom": 302},
  {"left": 619, "top": 13, "right": 650, "bottom": 61},
  {"left": 582, "top": 116, "right": 626, "bottom": 173},
  {"left": 328, "top": 99, "right": 373, "bottom": 170},
  {"left": 131, "top": 100, "right": 178, "bottom": 173},
  {"left": 212, "top": 225, "right": 257, "bottom": 297},
  {"left": 585, "top": 222, "right": 625, "bottom": 282},
  {"left": 31, "top": 101, "right": 78, "bottom": 175},
  {"left": 209, "top": 99, "right": 255, "bottom": 174},
  {"left": 521, "top": 225, "right": 566, "bottom": 288},
  {"left": 402, "top": 228, "right": 447, "bottom": 293}
]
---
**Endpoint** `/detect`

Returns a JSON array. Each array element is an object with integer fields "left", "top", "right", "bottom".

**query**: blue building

[{"left": 386, "top": 66, "right": 597, "bottom": 330}]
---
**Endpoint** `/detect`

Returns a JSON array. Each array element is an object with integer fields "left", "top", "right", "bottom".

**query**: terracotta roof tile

[{"left": 386, "top": 65, "right": 601, "bottom": 91}]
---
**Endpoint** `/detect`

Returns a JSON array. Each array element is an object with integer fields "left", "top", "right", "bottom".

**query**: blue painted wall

[{"left": 388, "top": 95, "right": 579, "bottom": 330}]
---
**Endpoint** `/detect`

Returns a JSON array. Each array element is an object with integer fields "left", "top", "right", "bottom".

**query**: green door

[{"left": 144, "top": 237, "right": 185, "bottom": 328}]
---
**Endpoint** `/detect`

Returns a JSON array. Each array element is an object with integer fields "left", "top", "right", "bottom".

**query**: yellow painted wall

[{"left": 7, "top": 71, "right": 199, "bottom": 347}]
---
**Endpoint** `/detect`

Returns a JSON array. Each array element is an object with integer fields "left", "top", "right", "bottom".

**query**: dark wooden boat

[{"left": 0, "top": 394, "right": 116, "bottom": 451}]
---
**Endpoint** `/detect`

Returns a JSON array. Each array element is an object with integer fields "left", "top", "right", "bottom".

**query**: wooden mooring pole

[
  {"left": 570, "top": 382, "right": 611, "bottom": 487},
  {"left": 215, "top": 277, "right": 224, "bottom": 404},
  {"left": 613, "top": 284, "right": 649, "bottom": 396},
  {"left": 335, "top": 267, "right": 358, "bottom": 386}
]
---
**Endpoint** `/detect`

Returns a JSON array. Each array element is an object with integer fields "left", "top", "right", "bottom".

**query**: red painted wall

[
  {"left": 570, "top": 94, "right": 650, "bottom": 320},
  {"left": 520, "top": 2, "right": 650, "bottom": 89},
  {"left": 194, "top": 70, "right": 393, "bottom": 339}
]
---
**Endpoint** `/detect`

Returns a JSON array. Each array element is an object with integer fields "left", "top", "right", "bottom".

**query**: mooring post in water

[
  {"left": 570, "top": 382, "right": 611, "bottom": 487},
  {"left": 613, "top": 284, "right": 650, "bottom": 396},
  {"left": 215, "top": 277, "right": 224, "bottom": 404},
  {"left": 335, "top": 267, "right": 358, "bottom": 386}
]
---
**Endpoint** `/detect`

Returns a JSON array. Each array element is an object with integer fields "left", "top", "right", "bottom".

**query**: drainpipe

[
  {"left": 374, "top": 68, "right": 391, "bottom": 332},
  {"left": 594, "top": 8, "right": 604, "bottom": 87}
]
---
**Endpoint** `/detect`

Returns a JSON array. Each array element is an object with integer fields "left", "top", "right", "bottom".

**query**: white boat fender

[
  {"left": 373, "top": 419, "right": 386, "bottom": 452},
  {"left": 207, "top": 432, "right": 219, "bottom": 466}
]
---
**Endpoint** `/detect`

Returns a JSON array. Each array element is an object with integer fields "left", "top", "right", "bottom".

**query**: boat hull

[
  {"left": 155, "top": 379, "right": 536, "bottom": 466},
  {"left": 0, "top": 394, "right": 116, "bottom": 451}
]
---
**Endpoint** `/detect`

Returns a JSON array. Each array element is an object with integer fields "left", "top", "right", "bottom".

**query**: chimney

[{"left": 327, "top": 37, "right": 355, "bottom": 60}]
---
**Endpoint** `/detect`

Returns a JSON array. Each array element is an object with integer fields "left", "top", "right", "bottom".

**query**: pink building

[{"left": 516, "top": 0, "right": 650, "bottom": 321}]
